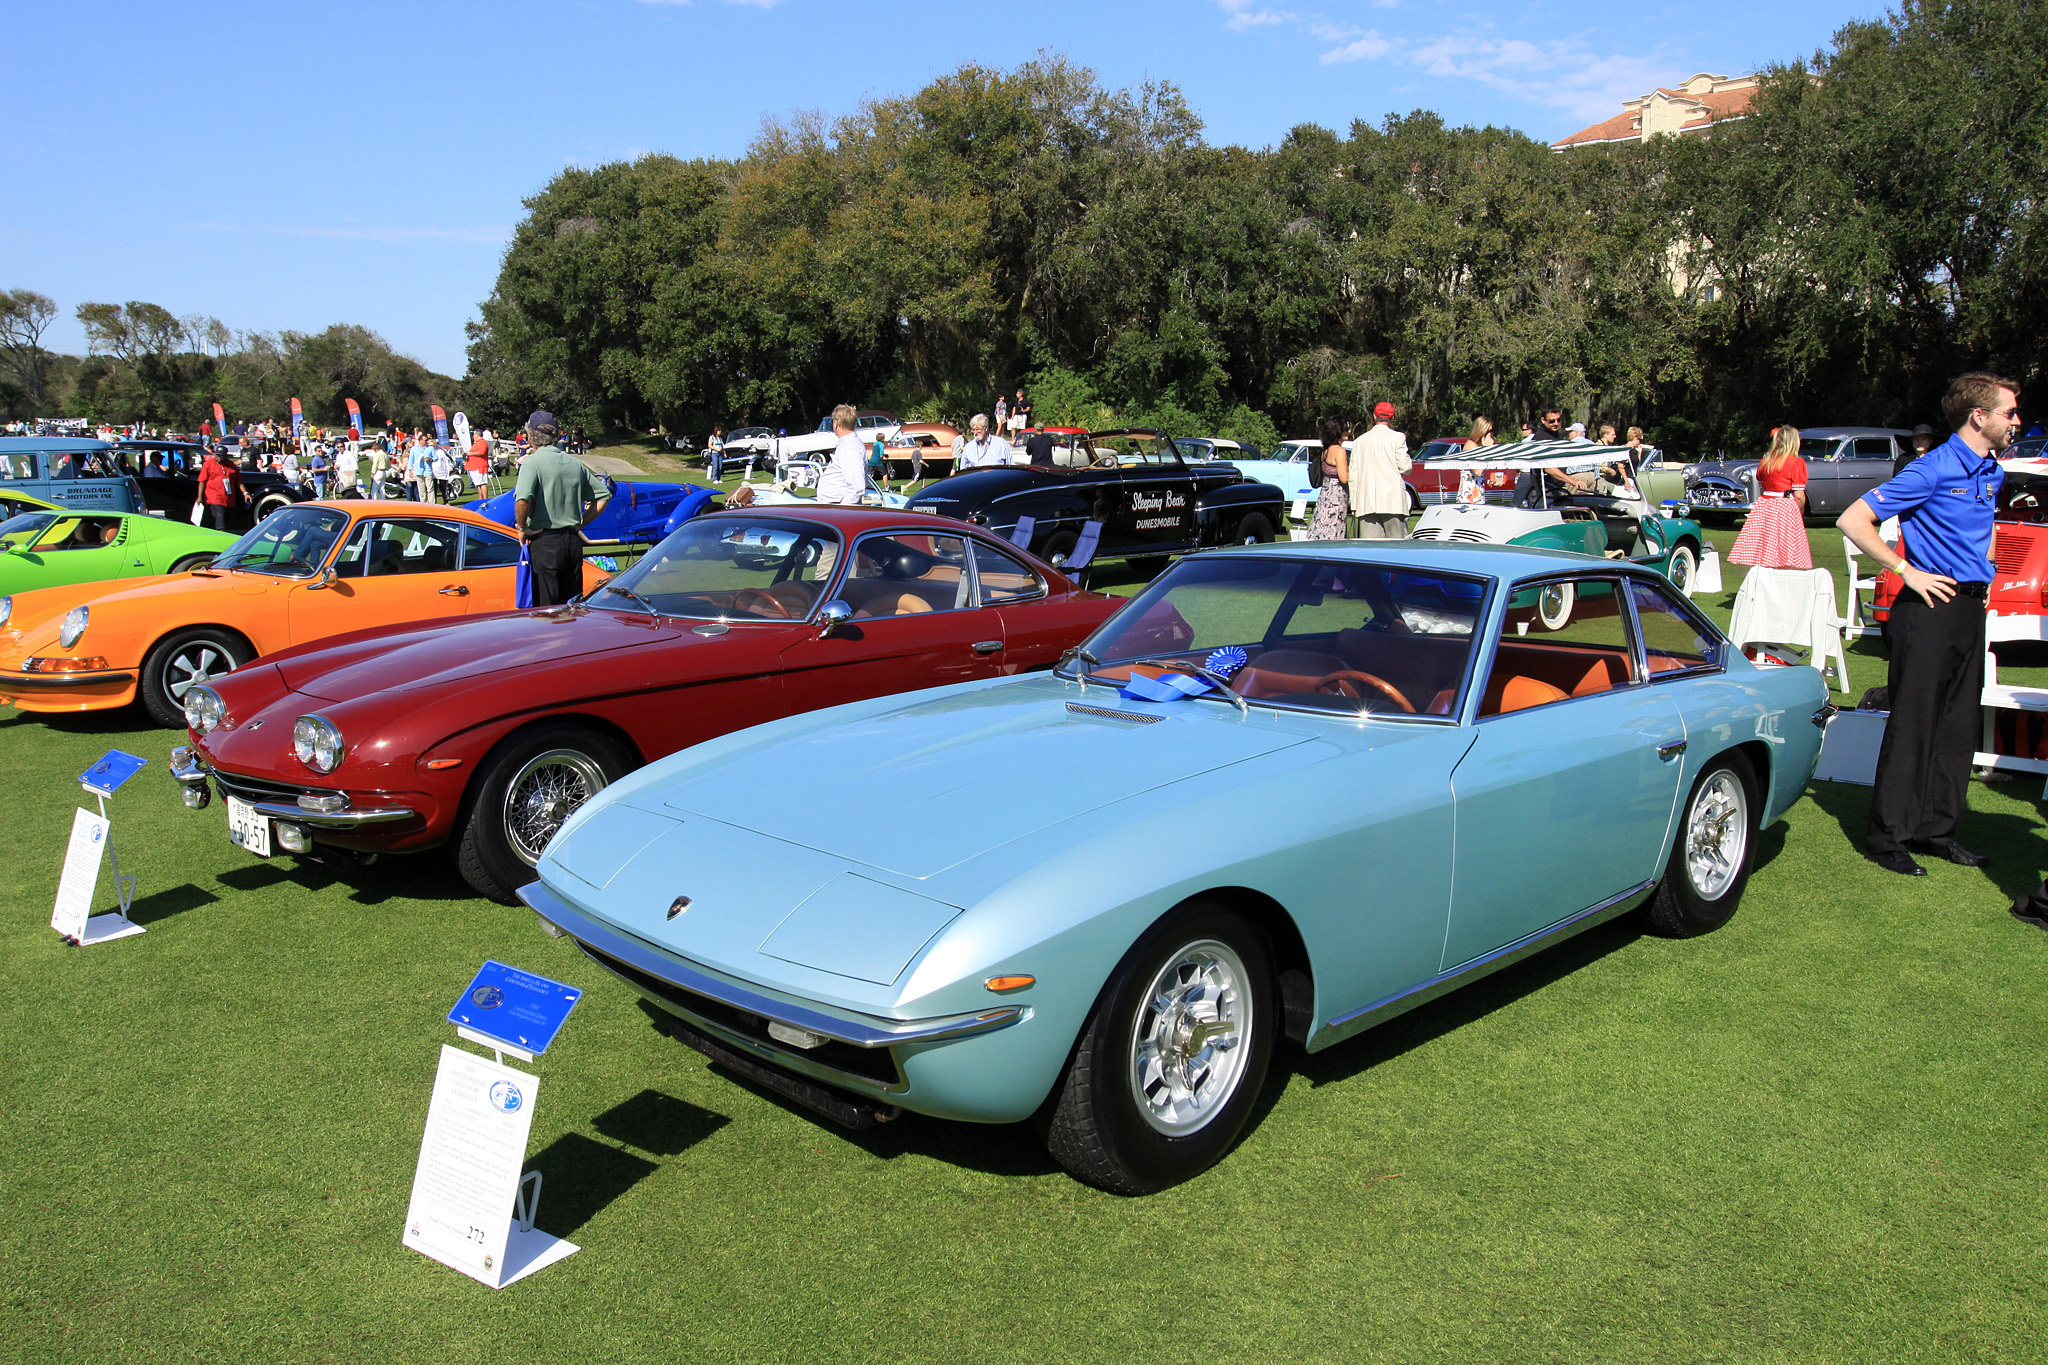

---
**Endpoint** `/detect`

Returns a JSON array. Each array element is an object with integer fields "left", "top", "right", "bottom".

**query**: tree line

[
  {"left": 0, "top": 291, "right": 457, "bottom": 433},
  {"left": 464, "top": 0, "right": 2044, "bottom": 456}
]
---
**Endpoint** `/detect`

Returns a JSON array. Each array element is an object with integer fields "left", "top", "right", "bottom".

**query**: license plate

[{"left": 226, "top": 795, "right": 272, "bottom": 858}]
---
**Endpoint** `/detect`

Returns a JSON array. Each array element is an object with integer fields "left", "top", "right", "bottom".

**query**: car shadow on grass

[
  {"left": 215, "top": 852, "right": 485, "bottom": 905},
  {"left": 631, "top": 1000, "right": 1064, "bottom": 1179},
  {"left": 125, "top": 882, "right": 220, "bottom": 925},
  {"left": 1281, "top": 913, "right": 1648, "bottom": 1096},
  {"left": 8, "top": 709, "right": 157, "bottom": 738}
]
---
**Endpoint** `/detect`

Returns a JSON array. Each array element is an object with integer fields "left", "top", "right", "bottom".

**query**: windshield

[
  {"left": 1071, "top": 555, "right": 1486, "bottom": 717},
  {"left": 212, "top": 505, "right": 349, "bottom": 577},
  {"left": 0, "top": 512, "right": 58, "bottom": 548},
  {"left": 1798, "top": 437, "right": 1839, "bottom": 459},
  {"left": 1271, "top": 442, "right": 1317, "bottom": 464},
  {"left": 594, "top": 516, "right": 842, "bottom": 620},
  {"left": 1416, "top": 440, "right": 1461, "bottom": 461}
]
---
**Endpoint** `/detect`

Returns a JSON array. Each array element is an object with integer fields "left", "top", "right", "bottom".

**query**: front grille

[
  {"left": 1994, "top": 534, "right": 2031, "bottom": 575},
  {"left": 1410, "top": 526, "right": 1443, "bottom": 540},
  {"left": 1446, "top": 528, "right": 1492, "bottom": 543},
  {"left": 578, "top": 940, "right": 902, "bottom": 1087},
  {"left": 211, "top": 767, "right": 335, "bottom": 805}
]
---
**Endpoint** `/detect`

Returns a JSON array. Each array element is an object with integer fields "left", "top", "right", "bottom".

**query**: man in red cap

[{"left": 1349, "top": 400, "right": 1412, "bottom": 538}]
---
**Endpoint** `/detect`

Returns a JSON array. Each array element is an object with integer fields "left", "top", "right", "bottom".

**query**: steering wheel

[
  {"left": 1093, "top": 454, "right": 1120, "bottom": 468},
  {"left": 731, "top": 588, "right": 793, "bottom": 618},
  {"left": 1312, "top": 669, "right": 1413, "bottom": 712}
]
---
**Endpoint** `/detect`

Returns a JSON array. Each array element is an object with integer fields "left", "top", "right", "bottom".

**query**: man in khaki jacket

[{"left": 1349, "top": 401, "right": 1412, "bottom": 538}]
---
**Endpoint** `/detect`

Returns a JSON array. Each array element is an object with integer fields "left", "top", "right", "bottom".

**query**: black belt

[
  {"left": 529, "top": 525, "right": 580, "bottom": 536},
  {"left": 1955, "top": 581, "right": 1988, "bottom": 599}
]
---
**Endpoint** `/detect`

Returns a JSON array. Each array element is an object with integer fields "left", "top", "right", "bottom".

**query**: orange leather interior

[
  {"left": 1478, "top": 642, "right": 1632, "bottom": 716},
  {"left": 1498, "top": 675, "right": 1568, "bottom": 713}
]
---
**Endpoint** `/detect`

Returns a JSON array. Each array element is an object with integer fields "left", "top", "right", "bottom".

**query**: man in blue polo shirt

[{"left": 1839, "top": 372, "right": 2019, "bottom": 876}]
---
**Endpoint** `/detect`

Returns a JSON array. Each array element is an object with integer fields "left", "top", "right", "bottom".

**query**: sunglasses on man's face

[{"left": 1983, "top": 407, "right": 2021, "bottom": 420}]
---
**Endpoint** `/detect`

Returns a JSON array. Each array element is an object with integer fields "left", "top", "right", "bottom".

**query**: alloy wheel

[
  {"left": 1685, "top": 768, "right": 1748, "bottom": 900},
  {"left": 1127, "top": 939, "right": 1253, "bottom": 1136}
]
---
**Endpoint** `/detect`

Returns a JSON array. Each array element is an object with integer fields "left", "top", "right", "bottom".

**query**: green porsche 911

[{"left": 0, "top": 502, "right": 239, "bottom": 597}]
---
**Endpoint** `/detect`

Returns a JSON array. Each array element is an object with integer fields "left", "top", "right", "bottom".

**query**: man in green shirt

[{"left": 513, "top": 410, "right": 609, "bottom": 607}]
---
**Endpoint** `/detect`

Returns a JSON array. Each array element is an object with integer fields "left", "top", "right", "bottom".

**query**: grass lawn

[{"left": 1, "top": 523, "right": 2045, "bottom": 1363}]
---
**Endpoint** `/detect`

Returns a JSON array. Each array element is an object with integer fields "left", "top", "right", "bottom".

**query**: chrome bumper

[
  {"left": 519, "top": 881, "right": 1025, "bottom": 1051},
  {"left": 169, "top": 745, "right": 417, "bottom": 828}
]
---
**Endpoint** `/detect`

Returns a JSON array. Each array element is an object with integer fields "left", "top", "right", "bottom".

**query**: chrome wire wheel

[
  {"left": 1684, "top": 768, "right": 1749, "bottom": 901},
  {"left": 1127, "top": 939, "right": 1253, "bottom": 1136},
  {"left": 502, "top": 748, "right": 608, "bottom": 866},
  {"left": 163, "top": 640, "right": 234, "bottom": 701}
]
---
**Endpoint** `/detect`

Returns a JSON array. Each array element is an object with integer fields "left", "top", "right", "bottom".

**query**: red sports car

[
  {"left": 169, "top": 508, "right": 1121, "bottom": 901},
  {"left": 1871, "top": 457, "right": 2048, "bottom": 636}
]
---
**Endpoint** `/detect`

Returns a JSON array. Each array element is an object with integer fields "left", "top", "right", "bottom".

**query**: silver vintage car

[{"left": 1686, "top": 426, "right": 1913, "bottom": 521}]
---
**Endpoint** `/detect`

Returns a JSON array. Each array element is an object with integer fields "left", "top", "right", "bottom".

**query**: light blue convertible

[{"left": 521, "top": 541, "right": 1829, "bottom": 1193}]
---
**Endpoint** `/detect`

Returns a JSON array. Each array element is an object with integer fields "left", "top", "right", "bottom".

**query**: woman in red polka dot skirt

[{"left": 1729, "top": 425, "right": 1812, "bottom": 569}]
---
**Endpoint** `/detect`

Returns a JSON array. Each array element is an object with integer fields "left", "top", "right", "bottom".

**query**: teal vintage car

[
  {"left": 1411, "top": 441, "right": 1707, "bottom": 611},
  {"left": 519, "top": 540, "right": 1828, "bottom": 1193},
  {"left": 0, "top": 507, "right": 238, "bottom": 596}
]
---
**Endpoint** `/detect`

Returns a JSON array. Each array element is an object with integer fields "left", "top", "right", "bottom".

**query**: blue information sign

[
  {"left": 79, "top": 750, "right": 147, "bottom": 798},
  {"left": 447, "top": 961, "right": 582, "bottom": 1055}
]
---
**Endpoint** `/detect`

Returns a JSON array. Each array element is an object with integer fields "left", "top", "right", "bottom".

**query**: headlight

[
  {"left": 292, "top": 714, "right": 344, "bottom": 773},
  {"left": 185, "top": 684, "right": 226, "bottom": 735},
  {"left": 59, "top": 604, "right": 88, "bottom": 649},
  {"left": 0, "top": 595, "right": 10, "bottom": 628}
]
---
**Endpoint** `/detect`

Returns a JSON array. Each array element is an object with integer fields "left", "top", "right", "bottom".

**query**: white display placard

[
  {"left": 51, "top": 807, "right": 109, "bottom": 940},
  {"left": 403, "top": 1044, "right": 573, "bottom": 1288}
]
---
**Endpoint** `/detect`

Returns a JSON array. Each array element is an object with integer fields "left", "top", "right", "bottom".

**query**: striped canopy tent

[{"left": 1423, "top": 437, "right": 1635, "bottom": 471}]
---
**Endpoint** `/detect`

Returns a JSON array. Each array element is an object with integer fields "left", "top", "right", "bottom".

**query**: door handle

[
  {"left": 972, "top": 640, "right": 1004, "bottom": 654},
  {"left": 439, "top": 584, "right": 469, "bottom": 596},
  {"left": 1657, "top": 739, "right": 1687, "bottom": 761}
]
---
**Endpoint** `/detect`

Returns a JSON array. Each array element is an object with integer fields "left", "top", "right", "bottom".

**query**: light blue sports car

[{"left": 521, "top": 541, "right": 1830, "bottom": 1193}]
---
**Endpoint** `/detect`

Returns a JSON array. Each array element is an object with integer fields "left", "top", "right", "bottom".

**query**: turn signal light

[
  {"left": 984, "top": 975, "right": 1036, "bottom": 993},
  {"left": 425, "top": 758, "right": 463, "bottom": 770},
  {"left": 23, "top": 655, "right": 110, "bottom": 673}
]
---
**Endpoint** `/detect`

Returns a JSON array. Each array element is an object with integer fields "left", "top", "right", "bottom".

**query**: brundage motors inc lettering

[{"left": 1129, "top": 489, "right": 1188, "bottom": 531}]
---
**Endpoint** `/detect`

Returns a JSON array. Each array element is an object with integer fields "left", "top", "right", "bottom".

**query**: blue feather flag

[{"left": 515, "top": 544, "right": 535, "bottom": 609}]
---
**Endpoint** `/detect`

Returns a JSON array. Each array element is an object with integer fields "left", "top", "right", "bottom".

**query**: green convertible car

[{"left": 0, "top": 504, "right": 239, "bottom": 597}]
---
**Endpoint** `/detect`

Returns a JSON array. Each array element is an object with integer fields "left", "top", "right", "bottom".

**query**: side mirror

[
  {"left": 307, "top": 565, "right": 339, "bottom": 590},
  {"left": 816, "top": 599, "right": 853, "bottom": 637}
]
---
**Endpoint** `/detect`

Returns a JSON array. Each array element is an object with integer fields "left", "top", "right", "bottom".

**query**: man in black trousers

[{"left": 1839, "top": 373, "right": 2019, "bottom": 876}]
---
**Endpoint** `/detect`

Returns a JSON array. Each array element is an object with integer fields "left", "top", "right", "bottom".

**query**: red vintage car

[
  {"left": 169, "top": 508, "right": 1121, "bottom": 902},
  {"left": 1406, "top": 438, "right": 1524, "bottom": 505}
]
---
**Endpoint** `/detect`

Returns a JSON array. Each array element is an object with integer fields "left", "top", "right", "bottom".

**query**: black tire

[
  {"left": 1235, "top": 512, "right": 1275, "bottom": 545},
  {"left": 455, "top": 724, "right": 632, "bottom": 904},
  {"left": 167, "top": 553, "right": 218, "bottom": 574},
  {"left": 140, "top": 627, "right": 249, "bottom": 728},
  {"left": 1041, "top": 529, "right": 1079, "bottom": 570},
  {"left": 1043, "top": 903, "right": 1276, "bottom": 1195},
  {"left": 253, "top": 493, "right": 293, "bottom": 521},
  {"left": 1643, "top": 751, "right": 1757, "bottom": 938},
  {"left": 1407, "top": 485, "right": 1422, "bottom": 516}
]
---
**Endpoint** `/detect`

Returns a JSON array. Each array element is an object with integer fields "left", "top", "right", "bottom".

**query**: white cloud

[
  {"left": 1216, "top": 0, "right": 1296, "bottom": 31},
  {"left": 1233, "top": 9, "right": 1678, "bottom": 124},
  {"left": 1313, "top": 22, "right": 1393, "bottom": 63}
]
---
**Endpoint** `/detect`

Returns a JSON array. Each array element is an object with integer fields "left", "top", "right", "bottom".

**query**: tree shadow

[
  {"left": 523, "top": 1133, "right": 661, "bottom": 1241},
  {"left": 124, "top": 882, "right": 219, "bottom": 926},
  {"left": 590, "top": 1088, "right": 729, "bottom": 1157}
]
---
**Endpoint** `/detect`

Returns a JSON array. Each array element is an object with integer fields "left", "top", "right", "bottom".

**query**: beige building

[{"left": 1551, "top": 73, "right": 1761, "bottom": 150}]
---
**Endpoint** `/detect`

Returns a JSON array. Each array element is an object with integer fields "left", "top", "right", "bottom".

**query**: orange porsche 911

[{"left": 0, "top": 500, "right": 612, "bottom": 726}]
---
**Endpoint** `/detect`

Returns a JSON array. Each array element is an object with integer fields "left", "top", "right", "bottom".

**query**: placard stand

[
  {"left": 52, "top": 751, "right": 148, "bottom": 946},
  {"left": 403, "top": 963, "right": 584, "bottom": 1289}
]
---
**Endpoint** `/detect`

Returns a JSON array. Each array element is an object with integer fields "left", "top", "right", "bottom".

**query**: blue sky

[{"left": 8, "top": 0, "right": 1859, "bottom": 378}]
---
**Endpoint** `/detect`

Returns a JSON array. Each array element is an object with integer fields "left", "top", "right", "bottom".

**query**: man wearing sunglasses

[{"left": 1840, "top": 373, "right": 2017, "bottom": 877}]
